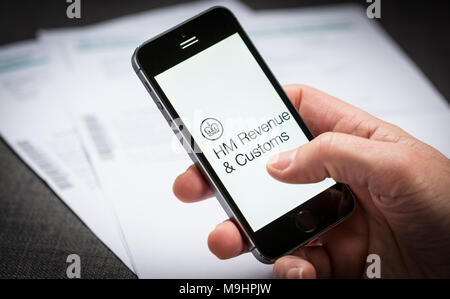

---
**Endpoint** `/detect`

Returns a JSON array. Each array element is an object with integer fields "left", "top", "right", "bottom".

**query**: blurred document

[
  {"left": 246, "top": 5, "right": 449, "bottom": 156},
  {"left": 0, "top": 41, "right": 134, "bottom": 271}
]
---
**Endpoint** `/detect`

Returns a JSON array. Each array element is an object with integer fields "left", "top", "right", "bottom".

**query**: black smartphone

[{"left": 131, "top": 7, "right": 355, "bottom": 263}]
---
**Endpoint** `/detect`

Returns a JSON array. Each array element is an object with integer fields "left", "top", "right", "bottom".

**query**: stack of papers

[{"left": 0, "top": 0, "right": 448, "bottom": 278}]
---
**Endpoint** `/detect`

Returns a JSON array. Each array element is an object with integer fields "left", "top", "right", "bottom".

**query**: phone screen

[{"left": 155, "top": 33, "right": 335, "bottom": 232}]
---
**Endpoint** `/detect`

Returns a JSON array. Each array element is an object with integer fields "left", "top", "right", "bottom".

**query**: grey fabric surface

[
  {"left": 0, "top": 0, "right": 449, "bottom": 279},
  {"left": 0, "top": 139, "right": 136, "bottom": 278}
]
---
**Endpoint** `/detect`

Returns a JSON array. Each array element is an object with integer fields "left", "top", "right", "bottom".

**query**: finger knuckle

[
  {"left": 391, "top": 144, "right": 417, "bottom": 175},
  {"left": 378, "top": 144, "right": 427, "bottom": 198},
  {"left": 315, "top": 132, "right": 336, "bottom": 157}
]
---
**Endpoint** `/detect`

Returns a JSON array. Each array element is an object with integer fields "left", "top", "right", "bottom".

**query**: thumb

[{"left": 266, "top": 132, "right": 412, "bottom": 194}]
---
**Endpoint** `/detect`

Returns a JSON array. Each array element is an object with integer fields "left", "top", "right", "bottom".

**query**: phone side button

[
  {"left": 295, "top": 210, "right": 317, "bottom": 233},
  {"left": 155, "top": 101, "right": 163, "bottom": 110}
]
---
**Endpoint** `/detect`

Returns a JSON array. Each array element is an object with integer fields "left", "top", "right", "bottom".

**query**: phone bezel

[{"left": 133, "top": 6, "right": 355, "bottom": 262}]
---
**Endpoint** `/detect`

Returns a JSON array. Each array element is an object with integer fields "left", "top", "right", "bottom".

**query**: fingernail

[
  {"left": 286, "top": 267, "right": 304, "bottom": 279},
  {"left": 267, "top": 149, "right": 296, "bottom": 171}
]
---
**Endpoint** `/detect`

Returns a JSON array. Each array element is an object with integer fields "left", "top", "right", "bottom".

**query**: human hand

[{"left": 173, "top": 84, "right": 450, "bottom": 278}]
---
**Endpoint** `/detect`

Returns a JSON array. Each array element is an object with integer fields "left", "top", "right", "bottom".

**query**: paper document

[{"left": 0, "top": 41, "right": 134, "bottom": 271}]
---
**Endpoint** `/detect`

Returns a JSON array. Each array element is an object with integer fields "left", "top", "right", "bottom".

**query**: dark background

[{"left": 0, "top": 0, "right": 449, "bottom": 278}]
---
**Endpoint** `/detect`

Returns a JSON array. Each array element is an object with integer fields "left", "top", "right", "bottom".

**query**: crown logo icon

[
  {"left": 200, "top": 118, "right": 223, "bottom": 141},
  {"left": 203, "top": 121, "right": 220, "bottom": 137}
]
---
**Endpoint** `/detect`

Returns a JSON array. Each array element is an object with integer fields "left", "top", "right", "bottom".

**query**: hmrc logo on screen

[{"left": 201, "top": 118, "right": 224, "bottom": 141}]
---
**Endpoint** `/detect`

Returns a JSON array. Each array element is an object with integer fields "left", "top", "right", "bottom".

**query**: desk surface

[{"left": 0, "top": 0, "right": 449, "bottom": 278}]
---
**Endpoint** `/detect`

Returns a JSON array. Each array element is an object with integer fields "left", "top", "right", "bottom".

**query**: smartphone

[{"left": 131, "top": 7, "right": 355, "bottom": 263}]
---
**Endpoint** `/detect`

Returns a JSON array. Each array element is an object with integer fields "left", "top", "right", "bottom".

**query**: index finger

[
  {"left": 284, "top": 84, "right": 373, "bottom": 136},
  {"left": 284, "top": 84, "right": 408, "bottom": 140}
]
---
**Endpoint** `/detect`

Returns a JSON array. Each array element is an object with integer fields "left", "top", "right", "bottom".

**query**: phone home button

[{"left": 295, "top": 210, "right": 317, "bottom": 233}]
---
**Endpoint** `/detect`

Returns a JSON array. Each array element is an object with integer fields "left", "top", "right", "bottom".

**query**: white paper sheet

[{"left": 0, "top": 41, "right": 135, "bottom": 271}]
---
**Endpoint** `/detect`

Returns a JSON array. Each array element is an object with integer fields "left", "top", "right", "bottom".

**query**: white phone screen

[{"left": 155, "top": 33, "right": 334, "bottom": 231}]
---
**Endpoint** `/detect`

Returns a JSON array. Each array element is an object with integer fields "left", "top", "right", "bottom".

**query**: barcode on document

[
  {"left": 17, "top": 141, "right": 73, "bottom": 190},
  {"left": 83, "top": 115, "right": 114, "bottom": 160}
]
